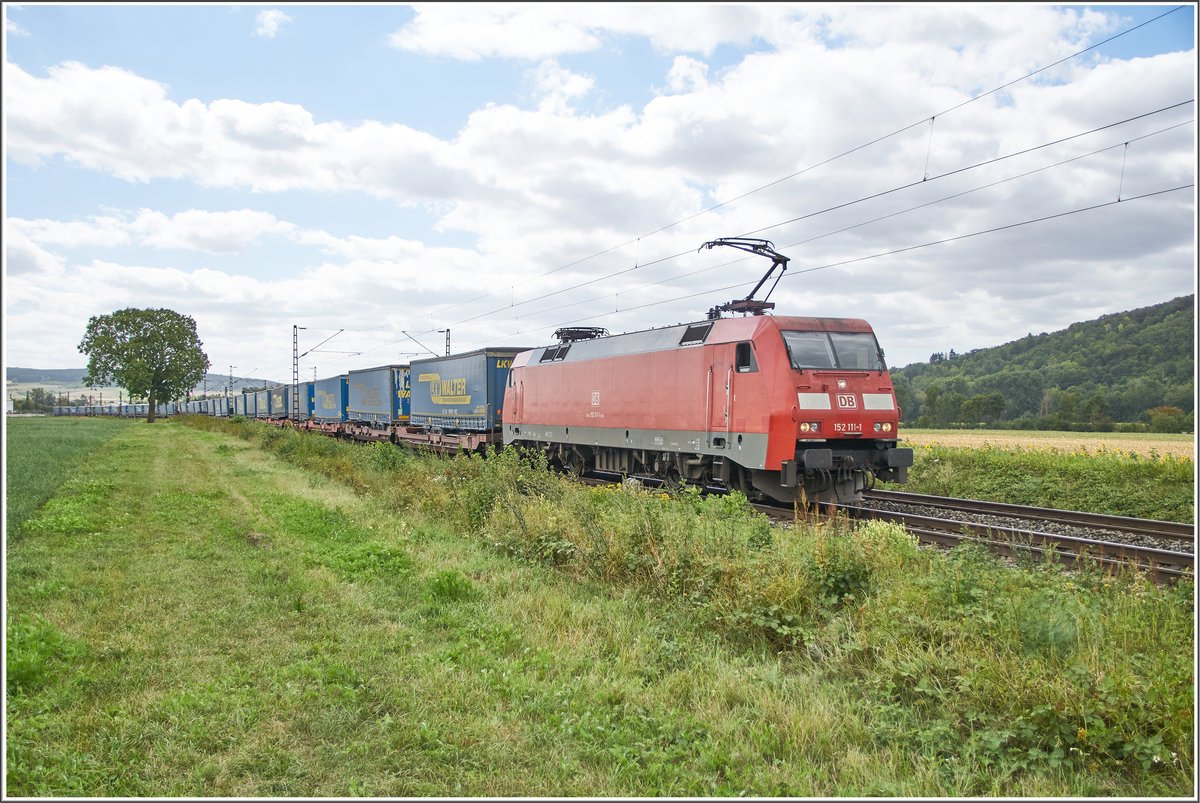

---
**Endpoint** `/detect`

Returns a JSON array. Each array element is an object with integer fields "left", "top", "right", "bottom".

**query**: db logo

[{"left": 836, "top": 393, "right": 857, "bottom": 409}]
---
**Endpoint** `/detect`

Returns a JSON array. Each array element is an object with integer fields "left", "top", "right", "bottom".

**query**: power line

[
  {"left": 453, "top": 183, "right": 1194, "bottom": 350},
  {"left": 298, "top": 328, "right": 344, "bottom": 359},
  {"left": 423, "top": 5, "right": 1187, "bottom": 319},
  {"left": 442, "top": 101, "right": 1194, "bottom": 330},
  {"left": 458, "top": 118, "right": 1195, "bottom": 328}
]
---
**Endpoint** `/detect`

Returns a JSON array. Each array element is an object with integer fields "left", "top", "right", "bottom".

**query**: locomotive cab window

[
  {"left": 782, "top": 330, "right": 885, "bottom": 371},
  {"left": 828, "top": 332, "right": 886, "bottom": 371},
  {"left": 781, "top": 331, "right": 836, "bottom": 370},
  {"left": 735, "top": 342, "right": 758, "bottom": 373}
]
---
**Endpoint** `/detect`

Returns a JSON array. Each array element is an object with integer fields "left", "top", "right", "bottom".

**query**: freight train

[{"left": 57, "top": 239, "right": 913, "bottom": 505}]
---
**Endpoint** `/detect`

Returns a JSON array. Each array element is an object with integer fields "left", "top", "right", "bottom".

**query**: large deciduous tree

[{"left": 78, "top": 308, "right": 210, "bottom": 423}]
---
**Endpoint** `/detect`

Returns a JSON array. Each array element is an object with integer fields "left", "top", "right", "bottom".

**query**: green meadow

[{"left": 5, "top": 416, "right": 1194, "bottom": 797}]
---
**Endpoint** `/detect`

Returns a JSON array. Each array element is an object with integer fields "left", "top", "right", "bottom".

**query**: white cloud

[
  {"left": 131, "top": 209, "right": 297, "bottom": 253},
  {"left": 665, "top": 56, "right": 708, "bottom": 94},
  {"left": 254, "top": 9, "right": 291, "bottom": 39},
  {"left": 388, "top": 4, "right": 604, "bottom": 61},
  {"left": 529, "top": 59, "right": 595, "bottom": 112},
  {"left": 8, "top": 215, "right": 132, "bottom": 249},
  {"left": 4, "top": 61, "right": 454, "bottom": 194},
  {"left": 9, "top": 209, "right": 298, "bottom": 254},
  {"left": 3, "top": 227, "right": 67, "bottom": 277},
  {"left": 388, "top": 3, "right": 789, "bottom": 60}
]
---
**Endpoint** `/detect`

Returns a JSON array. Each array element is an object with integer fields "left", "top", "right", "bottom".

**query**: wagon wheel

[
  {"left": 565, "top": 450, "right": 587, "bottom": 477},
  {"left": 663, "top": 465, "right": 683, "bottom": 493}
]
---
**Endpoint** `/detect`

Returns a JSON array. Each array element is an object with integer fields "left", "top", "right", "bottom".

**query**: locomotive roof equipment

[
  {"left": 554, "top": 327, "right": 610, "bottom": 343},
  {"left": 699, "top": 237, "right": 791, "bottom": 320}
]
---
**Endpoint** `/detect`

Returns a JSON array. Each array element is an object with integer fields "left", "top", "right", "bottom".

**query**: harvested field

[{"left": 898, "top": 428, "right": 1195, "bottom": 460}]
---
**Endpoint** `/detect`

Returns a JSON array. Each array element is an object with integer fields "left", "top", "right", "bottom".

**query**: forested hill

[{"left": 891, "top": 295, "right": 1194, "bottom": 431}]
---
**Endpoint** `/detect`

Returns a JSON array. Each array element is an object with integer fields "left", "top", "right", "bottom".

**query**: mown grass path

[{"left": 6, "top": 421, "right": 1193, "bottom": 797}]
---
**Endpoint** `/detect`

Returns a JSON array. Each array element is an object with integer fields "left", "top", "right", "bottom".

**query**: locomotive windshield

[{"left": 781, "top": 330, "right": 886, "bottom": 371}]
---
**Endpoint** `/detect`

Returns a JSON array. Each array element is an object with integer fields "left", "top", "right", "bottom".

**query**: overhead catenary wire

[
  {"left": 340, "top": 108, "right": 1190, "bottom": 364},
  {"left": 421, "top": 5, "right": 1187, "bottom": 320},
  {"left": 455, "top": 118, "right": 1195, "bottom": 329},
  {"left": 450, "top": 183, "right": 1194, "bottom": 351},
  {"left": 326, "top": 106, "right": 1194, "bottom": 370},
  {"left": 441, "top": 101, "right": 1194, "bottom": 330}
]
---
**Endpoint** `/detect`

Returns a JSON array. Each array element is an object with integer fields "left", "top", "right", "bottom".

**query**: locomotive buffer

[{"left": 699, "top": 237, "right": 790, "bottom": 320}]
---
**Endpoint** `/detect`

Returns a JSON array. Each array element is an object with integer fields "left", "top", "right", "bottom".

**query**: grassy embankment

[{"left": 5, "top": 417, "right": 1194, "bottom": 796}]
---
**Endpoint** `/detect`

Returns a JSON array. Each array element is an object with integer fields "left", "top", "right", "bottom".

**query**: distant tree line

[
  {"left": 891, "top": 295, "right": 1194, "bottom": 433},
  {"left": 10, "top": 388, "right": 100, "bottom": 413}
]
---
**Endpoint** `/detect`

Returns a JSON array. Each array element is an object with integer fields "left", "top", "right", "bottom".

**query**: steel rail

[
  {"left": 863, "top": 489, "right": 1194, "bottom": 543},
  {"left": 843, "top": 505, "right": 1194, "bottom": 583}
]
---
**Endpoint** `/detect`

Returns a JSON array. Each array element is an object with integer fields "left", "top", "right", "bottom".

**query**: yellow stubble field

[{"left": 898, "top": 428, "right": 1196, "bottom": 460}]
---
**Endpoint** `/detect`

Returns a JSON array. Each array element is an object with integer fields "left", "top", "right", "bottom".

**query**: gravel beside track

[{"left": 854, "top": 495, "right": 1193, "bottom": 556}]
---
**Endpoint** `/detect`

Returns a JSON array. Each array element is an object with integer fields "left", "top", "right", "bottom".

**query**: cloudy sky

[{"left": 3, "top": 3, "right": 1196, "bottom": 388}]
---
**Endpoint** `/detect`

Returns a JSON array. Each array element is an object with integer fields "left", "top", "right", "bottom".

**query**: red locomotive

[{"left": 502, "top": 238, "right": 913, "bottom": 504}]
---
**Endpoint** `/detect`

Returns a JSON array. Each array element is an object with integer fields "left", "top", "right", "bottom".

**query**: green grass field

[
  {"left": 5, "top": 417, "right": 1194, "bottom": 796},
  {"left": 4, "top": 416, "right": 134, "bottom": 536}
]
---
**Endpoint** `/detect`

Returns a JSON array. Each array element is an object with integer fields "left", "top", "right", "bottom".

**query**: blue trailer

[
  {"left": 312, "top": 375, "right": 348, "bottom": 422},
  {"left": 268, "top": 385, "right": 291, "bottom": 419},
  {"left": 301, "top": 382, "right": 315, "bottom": 419},
  {"left": 253, "top": 390, "right": 271, "bottom": 419},
  {"left": 409, "top": 347, "right": 527, "bottom": 431},
  {"left": 347, "top": 365, "right": 410, "bottom": 425}
]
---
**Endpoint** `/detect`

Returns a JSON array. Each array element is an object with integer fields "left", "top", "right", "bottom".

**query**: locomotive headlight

[
  {"left": 873, "top": 422, "right": 893, "bottom": 433},
  {"left": 800, "top": 422, "right": 811, "bottom": 432},
  {"left": 799, "top": 422, "right": 821, "bottom": 433}
]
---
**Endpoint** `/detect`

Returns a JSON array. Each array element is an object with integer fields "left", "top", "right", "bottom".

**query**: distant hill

[
  {"left": 5, "top": 368, "right": 281, "bottom": 397},
  {"left": 891, "top": 295, "right": 1194, "bottom": 430},
  {"left": 5, "top": 367, "right": 90, "bottom": 385}
]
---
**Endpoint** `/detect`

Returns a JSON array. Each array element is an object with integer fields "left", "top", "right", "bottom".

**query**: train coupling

[{"left": 781, "top": 448, "right": 834, "bottom": 487}]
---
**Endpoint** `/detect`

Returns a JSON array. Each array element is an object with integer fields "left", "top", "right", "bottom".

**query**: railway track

[
  {"left": 751, "top": 489, "right": 1193, "bottom": 583},
  {"left": 862, "top": 489, "right": 1195, "bottom": 544}
]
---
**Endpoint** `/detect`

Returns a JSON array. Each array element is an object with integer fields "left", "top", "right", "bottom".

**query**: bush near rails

[
  {"left": 840, "top": 546, "right": 1193, "bottom": 783},
  {"left": 182, "top": 416, "right": 1194, "bottom": 785}
]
